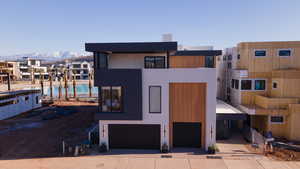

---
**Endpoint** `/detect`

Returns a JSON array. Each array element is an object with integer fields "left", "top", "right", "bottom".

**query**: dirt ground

[{"left": 0, "top": 101, "right": 98, "bottom": 160}]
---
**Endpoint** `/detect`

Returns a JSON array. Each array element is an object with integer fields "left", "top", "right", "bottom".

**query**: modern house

[
  {"left": 67, "top": 61, "right": 92, "bottom": 80},
  {"left": 0, "top": 61, "right": 21, "bottom": 82},
  {"left": 85, "top": 41, "right": 221, "bottom": 151},
  {"left": 217, "top": 41, "right": 300, "bottom": 141},
  {"left": 0, "top": 89, "right": 41, "bottom": 120},
  {"left": 19, "top": 58, "right": 49, "bottom": 80}
]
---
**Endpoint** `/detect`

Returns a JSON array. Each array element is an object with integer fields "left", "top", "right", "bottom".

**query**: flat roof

[
  {"left": 216, "top": 100, "right": 244, "bottom": 114},
  {"left": 216, "top": 100, "right": 247, "bottom": 120},
  {"left": 85, "top": 42, "right": 178, "bottom": 53},
  {"left": 173, "top": 50, "right": 222, "bottom": 56}
]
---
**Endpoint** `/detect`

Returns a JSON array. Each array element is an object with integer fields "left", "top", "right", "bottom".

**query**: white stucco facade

[{"left": 99, "top": 68, "right": 216, "bottom": 150}]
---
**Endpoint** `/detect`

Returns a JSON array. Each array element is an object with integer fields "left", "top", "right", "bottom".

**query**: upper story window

[
  {"left": 278, "top": 49, "right": 291, "bottom": 57},
  {"left": 144, "top": 56, "right": 165, "bottom": 68},
  {"left": 254, "top": 80, "right": 266, "bottom": 90},
  {"left": 101, "top": 86, "right": 122, "bottom": 112},
  {"left": 272, "top": 81, "right": 278, "bottom": 89},
  {"left": 254, "top": 50, "right": 266, "bottom": 57},
  {"left": 228, "top": 55, "right": 232, "bottom": 60},
  {"left": 94, "top": 52, "right": 108, "bottom": 69},
  {"left": 237, "top": 54, "right": 241, "bottom": 60},
  {"left": 241, "top": 80, "right": 252, "bottom": 90},
  {"left": 205, "top": 56, "right": 215, "bottom": 68}
]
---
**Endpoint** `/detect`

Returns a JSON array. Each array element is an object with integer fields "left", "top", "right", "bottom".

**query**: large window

[
  {"left": 149, "top": 86, "right": 161, "bottom": 113},
  {"left": 144, "top": 56, "right": 165, "bottom": 68},
  {"left": 205, "top": 56, "right": 215, "bottom": 68},
  {"left": 241, "top": 80, "right": 252, "bottom": 90},
  {"left": 278, "top": 49, "right": 291, "bottom": 57},
  {"left": 255, "top": 50, "right": 266, "bottom": 57},
  {"left": 255, "top": 80, "right": 266, "bottom": 90},
  {"left": 101, "top": 86, "right": 122, "bottom": 112}
]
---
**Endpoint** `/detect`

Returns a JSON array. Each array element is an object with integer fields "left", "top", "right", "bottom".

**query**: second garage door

[
  {"left": 108, "top": 124, "right": 160, "bottom": 149},
  {"left": 173, "top": 122, "right": 201, "bottom": 148}
]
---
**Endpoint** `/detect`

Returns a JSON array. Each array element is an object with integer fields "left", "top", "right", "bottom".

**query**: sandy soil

[{"left": 0, "top": 101, "right": 98, "bottom": 160}]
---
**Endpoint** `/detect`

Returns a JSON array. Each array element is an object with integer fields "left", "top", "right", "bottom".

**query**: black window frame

[
  {"left": 241, "top": 80, "right": 252, "bottom": 90},
  {"left": 144, "top": 56, "right": 166, "bottom": 69},
  {"left": 234, "top": 79, "right": 239, "bottom": 89},
  {"left": 270, "top": 116, "right": 284, "bottom": 124},
  {"left": 278, "top": 49, "right": 291, "bottom": 57},
  {"left": 100, "top": 86, "right": 123, "bottom": 113},
  {"left": 255, "top": 50, "right": 266, "bottom": 57},
  {"left": 94, "top": 52, "right": 108, "bottom": 69},
  {"left": 149, "top": 86, "right": 161, "bottom": 113},
  {"left": 205, "top": 55, "right": 215, "bottom": 68}
]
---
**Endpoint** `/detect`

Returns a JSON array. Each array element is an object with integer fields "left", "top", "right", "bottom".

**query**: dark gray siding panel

[
  {"left": 94, "top": 69, "right": 142, "bottom": 120},
  {"left": 85, "top": 42, "right": 177, "bottom": 53}
]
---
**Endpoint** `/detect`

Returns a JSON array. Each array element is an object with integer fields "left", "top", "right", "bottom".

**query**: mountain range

[{"left": 0, "top": 51, "right": 91, "bottom": 62}]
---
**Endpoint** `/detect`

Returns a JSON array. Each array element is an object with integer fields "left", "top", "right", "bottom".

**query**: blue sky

[{"left": 0, "top": 0, "right": 300, "bottom": 55}]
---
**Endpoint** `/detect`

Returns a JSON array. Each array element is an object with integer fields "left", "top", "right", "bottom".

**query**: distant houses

[{"left": 0, "top": 57, "right": 93, "bottom": 83}]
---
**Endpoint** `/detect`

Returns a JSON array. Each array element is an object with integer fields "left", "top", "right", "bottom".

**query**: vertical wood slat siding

[
  {"left": 169, "top": 56, "right": 205, "bottom": 68},
  {"left": 169, "top": 83, "right": 206, "bottom": 148}
]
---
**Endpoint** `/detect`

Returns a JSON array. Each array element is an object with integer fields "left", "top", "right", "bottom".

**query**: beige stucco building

[{"left": 217, "top": 41, "right": 300, "bottom": 141}]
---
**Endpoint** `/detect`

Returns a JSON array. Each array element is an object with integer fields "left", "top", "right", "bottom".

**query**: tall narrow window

[
  {"left": 234, "top": 79, "right": 239, "bottom": 89},
  {"left": 149, "top": 86, "right": 161, "bottom": 113},
  {"left": 94, "top": 52, "right": 108, "bottom": 69},
  {"left": 101, "top": 86, "right": 111, "bottom": 112},
  {"left": 205, "top": 56, "right": 215, "bottom": 68},
  {"left": 98, "top": 53, "right": 108, "bottom": 69},
  {"left": 100, "top": 86, "right": 122, "bottom": 112}
]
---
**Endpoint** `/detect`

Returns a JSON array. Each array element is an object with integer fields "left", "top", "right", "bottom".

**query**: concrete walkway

[{"left": 0, "top": 156, "right": 299, "bottom": 169}]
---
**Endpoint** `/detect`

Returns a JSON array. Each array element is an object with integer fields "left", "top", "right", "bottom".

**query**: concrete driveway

[{"left": 0, "top": 155, "right": 300, "bottom": 169}]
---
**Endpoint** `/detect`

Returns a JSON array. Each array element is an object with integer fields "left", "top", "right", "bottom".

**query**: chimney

[{"left": 162, "top": 34, "right": 173, "bottom": 42}]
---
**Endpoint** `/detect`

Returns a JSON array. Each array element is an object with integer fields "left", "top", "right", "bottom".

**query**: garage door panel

[
  {"left": 173, "top": 122, "right": 201, "bottom": 148},
  {"left": 108, "top": 124, "right": 160, "bottom": 149}
]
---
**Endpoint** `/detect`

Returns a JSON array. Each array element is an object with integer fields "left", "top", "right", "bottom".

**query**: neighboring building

[
  {"left": 19, "top": 58, "right": 49, "bottom": 80},
  {"left": 67, "top": 61, "right": 92, "bottom": 80},
  {"left": 217, "top": 41, "right": 300, "bottom": 141},
  {"left": 0, "top": 89, "right": 41, "bottom": 120},
  {"left": 85, "top": 41, "right": 221, "bottom": 151},
  {"left": 0, "top": 61, "right": 21, "bottom": 82}
]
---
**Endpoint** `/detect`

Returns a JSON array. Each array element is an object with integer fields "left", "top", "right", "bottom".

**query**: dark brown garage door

[
  {"left": 173, "top": 122, "right": 201, "bottom": 148},
  {"left": 108, "top": 124, "right": 160, "bottom": 149}
]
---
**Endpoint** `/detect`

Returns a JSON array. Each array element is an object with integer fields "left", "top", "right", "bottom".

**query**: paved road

[{"left": 0, "top": 156, "right": 299, "bottom": 169}]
